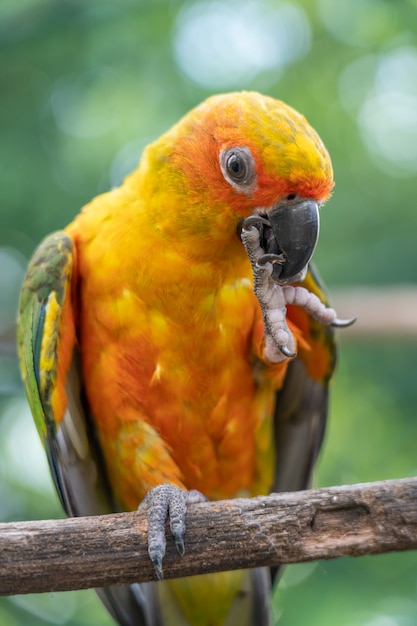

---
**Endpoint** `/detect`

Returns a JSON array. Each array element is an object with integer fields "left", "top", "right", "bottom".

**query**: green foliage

[{"left": 1, "top": 0, "right": 417, "bottom": 624}]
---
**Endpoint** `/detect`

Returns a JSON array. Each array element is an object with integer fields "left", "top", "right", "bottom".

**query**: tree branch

[
  {"left": 332, "top": 286, "right": 417, "bottom": 337},
  {"left": 1, "top": 477, "right": 417, "bottom": 596}
]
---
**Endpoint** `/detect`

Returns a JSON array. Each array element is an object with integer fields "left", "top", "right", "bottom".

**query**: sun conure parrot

[{"left": 17, "top": 91, "right": 352, "bottom": 626}]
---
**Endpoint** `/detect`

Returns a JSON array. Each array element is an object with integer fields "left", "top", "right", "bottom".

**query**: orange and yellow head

[{"left": 130, "top": 91, "right": 333, "bottom": 249}]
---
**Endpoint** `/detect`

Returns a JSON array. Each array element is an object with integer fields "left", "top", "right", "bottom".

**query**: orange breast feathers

[{"left": 67, "top": 204, "right": 287, "bottom": 509}]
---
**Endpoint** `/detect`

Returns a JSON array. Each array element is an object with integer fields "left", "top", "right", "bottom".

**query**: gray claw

[
  {"left": 279, "top": 344, "right": 297, "bottom": 358},
  {"left": 150, "top": 554, "right": 164, "bottom": 582},
  {"left": 242, "top": 215, "right": 270, "bottom": 230},
  {"left": 331, "top": 316, "right": 357, "bottom": 328},
  {"left": 257, "top": 253, "right": 286, "bottom": 281},
  {"left": 173, "top": 533, "right": 185, "bottom": 556},
  {"left": 257, "top": 253, "right": 286, "bottom": 269}
]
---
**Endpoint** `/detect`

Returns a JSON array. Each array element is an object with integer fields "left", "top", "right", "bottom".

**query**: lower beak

[{"left": 267, "top": 199, "right": 320, "bottom": 284}]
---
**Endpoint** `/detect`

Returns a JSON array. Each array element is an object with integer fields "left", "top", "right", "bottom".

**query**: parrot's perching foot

[
  {"left": 139, "top": 484, "right": 207, "bottom": 580},
  {"left": 240, "top": 218, "right": 355, "bottom": 362}
]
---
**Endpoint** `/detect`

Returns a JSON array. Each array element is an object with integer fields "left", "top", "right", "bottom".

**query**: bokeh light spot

[
  {"left": 358, "top": 47, "right": 417, "bottom": 176},
  {"left": 338, "top": 54, "right": 377, "bottom": 115},
  {"left": 172, "top": 1, "right": 310, "bottom": 89},
  {"left": 0, "top": 398, "right": 54, "bottom": 494},
  {"left": 363, "top": 618, "right": 399, "bottom": 626}
]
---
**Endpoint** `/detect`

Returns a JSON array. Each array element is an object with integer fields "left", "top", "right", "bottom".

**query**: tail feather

[{"left": 97, "top": 584, "right": 162, "bottom": 626}]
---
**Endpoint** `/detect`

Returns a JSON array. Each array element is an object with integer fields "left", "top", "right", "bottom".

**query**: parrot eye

[
  {"left": 220, "top": 147, "right": 256, "bottom": 194},
  {"left": 228, "top": 154, "right": 245, "bottom": 178}
]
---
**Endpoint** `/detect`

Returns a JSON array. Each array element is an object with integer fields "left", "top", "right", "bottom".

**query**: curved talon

[
  {"left": 150, "top": 554, "right": 164, "bottom": 582},
  {"left": 279, "top": 344, "right": 297, "bottom": 358},
  {"left": 331, "top": 316, "right": 357, "bottom": 328},
  {"left": 241, "top": 215, "right": 270, "bottom": 230},
  {"left": 257, "top": 253, "right": 286, "bottom": 266},
  {"left": 173, "top": 533, "right": 185, "bottom": 557}
]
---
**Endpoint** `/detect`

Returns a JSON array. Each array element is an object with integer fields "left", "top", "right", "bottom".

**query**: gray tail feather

[
  {"left": 97, "top": 583, "right": 162, "bottom": 626},
  {"left": 250, "top": 568, "right": 273, "bottom": 625}
]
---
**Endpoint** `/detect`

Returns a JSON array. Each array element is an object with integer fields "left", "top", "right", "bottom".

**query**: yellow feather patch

[{"left": 39, "top": 291, "right": 61, "bottom": 396}]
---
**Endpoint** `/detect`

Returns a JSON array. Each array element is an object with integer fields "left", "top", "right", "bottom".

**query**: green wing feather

[
  {"left": 17, "top": 231, "right": 74, "bottom": 442},
  {"left": 17, "top": 230, "right": 115, "bottom": 514}
]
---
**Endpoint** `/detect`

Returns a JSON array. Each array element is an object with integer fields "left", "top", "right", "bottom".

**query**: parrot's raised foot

[
  {"left": 240, "top": 222, "right": 297, "bottom": 363},
  {"left": 240, "top": 219, "right": 356, "bottom": 363},
  {"left": 139, "top": 484, "right": 207, "bottom": 581}
]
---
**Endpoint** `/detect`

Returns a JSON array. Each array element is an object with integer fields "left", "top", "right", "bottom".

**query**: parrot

[{"left": 17, "top": 91, "right": 352, "bottom": 626}]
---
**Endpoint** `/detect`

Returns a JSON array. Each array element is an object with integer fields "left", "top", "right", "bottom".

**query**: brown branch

[
  {"left": 332, "top": 286, "right": 417, "bottom": 337},
  {"left": 1, "top": 478, "right": 417, "bottom": 596}
]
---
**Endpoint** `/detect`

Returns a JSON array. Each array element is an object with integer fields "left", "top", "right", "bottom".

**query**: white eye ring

[{"left": 219, "top": 146, "right": 257, "bottom": 194}]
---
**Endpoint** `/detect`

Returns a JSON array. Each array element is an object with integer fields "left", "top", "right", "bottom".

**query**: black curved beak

[{"left": 266, "top": 199, "right": 320, "bottom": 284}]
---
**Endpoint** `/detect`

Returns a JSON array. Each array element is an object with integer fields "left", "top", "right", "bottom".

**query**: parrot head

[{"left": 134, "top": 91, "right": 334, "bottom": 283}]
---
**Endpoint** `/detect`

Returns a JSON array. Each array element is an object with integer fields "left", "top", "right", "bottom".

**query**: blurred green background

[{"left": 1, "top": 0, "right": 417, "bottom": 624}]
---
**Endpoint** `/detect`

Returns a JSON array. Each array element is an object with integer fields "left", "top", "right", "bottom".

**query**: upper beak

[{"left": 266, "top": 199, "right": 320, "bottom": 284}]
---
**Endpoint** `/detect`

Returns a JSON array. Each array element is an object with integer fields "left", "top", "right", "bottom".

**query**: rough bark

[{"left": 1, "top": 478, "right": 417, "bottom": 596}]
